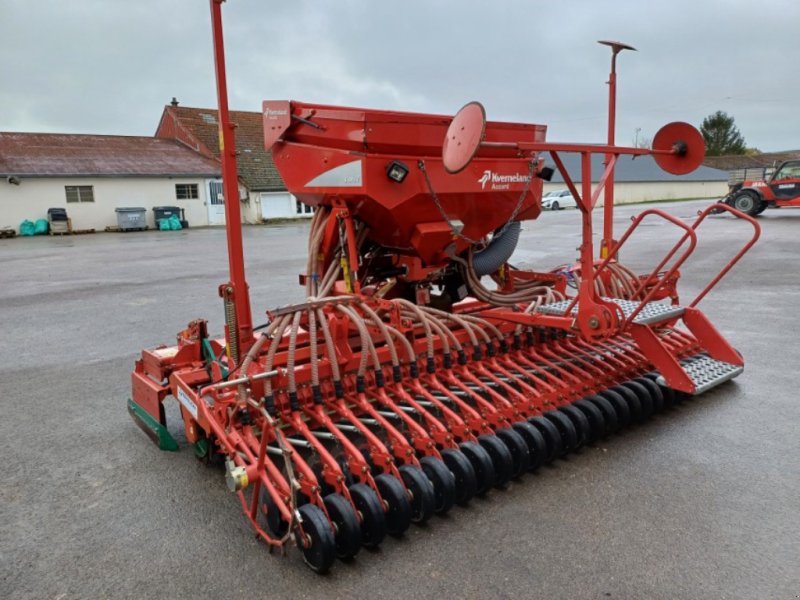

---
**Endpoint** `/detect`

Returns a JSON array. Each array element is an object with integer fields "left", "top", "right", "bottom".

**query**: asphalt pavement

[{"left": 1, "top": 199, "right": 798, "bottom": 599}]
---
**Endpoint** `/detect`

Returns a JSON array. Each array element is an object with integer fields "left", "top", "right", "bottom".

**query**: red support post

[
  {"left": 599, "top": 41, "right": 636, "bottom": 259},
  {"left": 209, "top": 0, "right": 253, "bottom": 361}
]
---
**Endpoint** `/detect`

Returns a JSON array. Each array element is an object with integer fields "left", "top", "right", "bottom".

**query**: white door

[
  {"left": 260, "top": 192, "right": 302, "bottom": 219},
  {"left": 207, "top": 180, "right": 226, "bottom": 225}
]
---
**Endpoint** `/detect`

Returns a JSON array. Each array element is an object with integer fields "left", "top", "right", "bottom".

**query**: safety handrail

[
  {"left": 688, "top": 204, "right": 761, "bottom": 308},
  {"left": 588, "top": 208, "right": 698, "bottom": 327}
]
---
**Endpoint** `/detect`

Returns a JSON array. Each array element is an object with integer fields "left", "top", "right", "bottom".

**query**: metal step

[
  {"left": 536, "top": 297, "right": 685, "bottom": 325},
  {"left": 656, "top": 353, "right": 744, "bottom": 395}
]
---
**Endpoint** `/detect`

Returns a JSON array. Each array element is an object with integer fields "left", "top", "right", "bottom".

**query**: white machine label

[{"left": 177, "top": 387, "right": 198, "bottom": 419}]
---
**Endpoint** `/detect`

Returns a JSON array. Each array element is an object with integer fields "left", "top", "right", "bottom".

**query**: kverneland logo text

[{"left": 478, "top": 170, "right": 531, "bottom": 190}]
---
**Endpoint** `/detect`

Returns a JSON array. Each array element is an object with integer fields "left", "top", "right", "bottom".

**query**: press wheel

[
  {"left": 495, "top": 427, "right": 532, "bottom": 478},
  {"left": 610, "top": 384, "right": 641, "bottom": 423},
  {"left": 441, "top": 448, "right": 478, "bottom": 505},
  {"left": 571, "top": 399, "right": 606, "bottom": 443},
  {"left": 374, "top": 474, "right": 412, "bottom": 537},
  {"left": 348, "top": 483, "right": 386, "bottom": 548},
  {"left": 296, "top": 504, "right": 336, "bottom": 574},
  {"left": 558, "top": 404, "right": 591, "bottom": 449},
  {"left": 586, "top": 395, "right": 619, "bottom": 435},
  {"left": 599, "top": 389, "right": 631, "bottom": 429},
  {"left": 477, "top": 434, "right": 515, "bottom": 488},
  {"left": 398, "top": 464, "right": 436, "bottom": 524},
  {"left": 459, "top": 440, "right": 496, "bottom": 495},
  {"left": 323, "top": 493, "right": 361, "bottom": 560},
  {"left": 543, "top": 409, "right": 579, "bottom": 453},
  {"left": 511, "top": 421, "right": 547, "bottom": 471},
  {"left": 528, "top": 415, "right": 564, "bottom": 462}
]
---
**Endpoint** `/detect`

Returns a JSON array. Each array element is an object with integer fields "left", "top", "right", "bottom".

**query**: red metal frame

[{"left": 210, "top": 0, "right": 253, "bottom": 363}]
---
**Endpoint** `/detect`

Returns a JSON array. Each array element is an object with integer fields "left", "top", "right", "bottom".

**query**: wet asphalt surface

[{"left": 1, "top": 199, "right": 798, "bottom": 599}]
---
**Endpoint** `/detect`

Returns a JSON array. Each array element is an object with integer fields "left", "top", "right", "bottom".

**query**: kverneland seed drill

[{"left": 129, "top": 1, "right": 760, "bottom": 572}]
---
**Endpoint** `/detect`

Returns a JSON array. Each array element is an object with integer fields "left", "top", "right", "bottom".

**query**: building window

[
  {"left": 175, "top": 183, "right": 199, "bottom": 200},
  {"left": 65, "top": 185, "right": 94, "bottom": 203},
  {"left": 295, "top": 200, "right": 313, "bottom": 214}
]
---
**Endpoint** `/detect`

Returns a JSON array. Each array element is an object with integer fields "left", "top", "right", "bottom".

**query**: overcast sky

[{"left": 1, "top": 0, "right": 797, "bottom": 151}]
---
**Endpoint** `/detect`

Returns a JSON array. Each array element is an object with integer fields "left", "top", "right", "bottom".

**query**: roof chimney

[{"left": 171, "top": 97, "right": 179, "bottom": 107}]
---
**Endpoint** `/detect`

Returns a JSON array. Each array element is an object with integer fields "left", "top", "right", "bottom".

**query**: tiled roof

[
  {"left": 0, "top": 132, "right": 221, "bottom": 177},
  {"left": 702, "top": 151, "right": 800, "bottom": 171},
  {"left": 155, "top": 106, "right": 285, "bottom": 191}
]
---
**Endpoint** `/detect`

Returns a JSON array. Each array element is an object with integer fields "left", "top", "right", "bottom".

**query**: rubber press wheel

[
  {"left": 586, "top": 394, "right": 620, "bottom": 435},
  {"left": 635, "top": 377, "right": 664, "bottom": 413},
  {"left": 419, "top": 456, "right": 456, "bottom": 514},
  {"left": 528, "top": 415, "right": 564, "bottom": 462},
  {"left": 323, "top": 493, "right": 361, "bottom": 560},
  {"left": 348, "top": 483, "right": 386, "bottom": 548},
  {"left": 495, "top": 428, "right": 532, "bottom": 478},
  {"left": 571, "top": 399, "right": 606, "bottom": 443},
  {"left": 459, "top": 441, "right": 496, "bottom": 495},
  {"left": 296, "top": 504, "right": 336, "bottom": 574},
  {"left": 511, "top": 420, "right": 548, "bottom": 471},
  {"left": 642, "top": 372, "right": 676, "bottom": 408},
  {"left": 441, "top": 448, "right": 478, "bottom": 505},
  {"left": 543, "top": 410, "right": 579, "bottom": 453},
  {"left": 557, "top": 404, "right": 591, "bottom": 449},
  {"left": 622, "top": 380, "right": 654, "bottom": 420},
  {"left": 610, "top": 384, "right": 642, "bottom": 423},
  {"left": 374, "top": 474, "right": 412, "bottom": 537},
  {"left": 477, "top": 434, "right": 515, "bottom": 488},
  {"left": 398, "top": 465, "right": 436, "bottom": 524},
  {"left": 598, "top": 389, "right": 631, "bottom": 429}
]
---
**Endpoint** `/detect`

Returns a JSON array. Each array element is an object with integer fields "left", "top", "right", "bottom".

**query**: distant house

[
  {"left": 0, "top": 133, "right": 221, "bottom": 232},
  {"left": 542, "top": 153, "right": 730, "bottom": 204},
  {"left": 155, "top": 102, "right": 302, "bottom": 223}
]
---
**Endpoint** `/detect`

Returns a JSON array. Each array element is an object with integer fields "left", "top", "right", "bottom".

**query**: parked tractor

[{"left": 716, "top": 159, "right": 800, "bottom": 216}]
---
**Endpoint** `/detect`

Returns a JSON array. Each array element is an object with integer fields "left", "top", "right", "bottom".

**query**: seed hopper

[{"left": 128, "top": 2, "right": 760, "bottom": 572}]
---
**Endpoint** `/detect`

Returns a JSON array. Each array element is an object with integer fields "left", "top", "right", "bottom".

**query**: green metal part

[
  {"left": 202, "top": 338, "right": 229, "bottom": 378},
  {"left": 192, "top": 437, "right": 210, "bottom": 459},
  {"left": 127, "top": 398, "right": 179, "bottom": 452}
]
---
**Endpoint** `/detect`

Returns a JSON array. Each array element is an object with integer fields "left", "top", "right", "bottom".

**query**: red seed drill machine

[{"left": 128, "top": 2, "right": 761, "bottom": 572}]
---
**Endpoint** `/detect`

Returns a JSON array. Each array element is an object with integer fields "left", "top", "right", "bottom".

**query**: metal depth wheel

[
  {"left": 374, "top": 474, "right": 412, "bottom": 537},
  {"left": 511, "top": 420, "right": 547, "bottom": 471},
  {"left": 296, "top": 504, "right": 336, "bottom": 574},
  {"left": 419, "top": 456, "right": 456, "bottom": 514},
  {"left": 323, "top": 493, "right": 361, "bottom": 560},
  {"left": 598, "top": 389, "right": 631, "bottom": 429},
  {"left": 643, "top": 372, "right": 676, "bottom": 408},
  {"left": 610, "top": 384, "right": 642, "bottom": 423},
  {"left": 459, "top": 440, "right": 496, "bottom": 495},
  {"left": 572, "top": 399, "right": 606, "bottom": 443},
  {"left": 622, "top": 380, "right": 654, "bottom": 420},
  {"left": 477, "top": 434, "right": 515, "bottom": 488},
  {"left": 528, "top": 415, "right": 564, "bottom": 462},
  {"left": 542, "top": 410, "right": 579, "bottom": 453},
  {"left": 495, "top": 428, "right": 532, "bottom": 478},
  {"left": 398, "top": 465, "right": 436, "bottom": 524},
  {"left": 441, "top": 448, "right": 478, "bottom": 505},
  {"left": 348, "top": 483, "right": 386, "bottom": 548},
  {"left": 635, "top": 377, "right": 664, "bottom": 413},
  {"left": 552, "top": 201, "right": 560, "bottom": 210},
  {"left": 585, "top": 395, "right": 619, "bottom": 435},
  {"left": 557, "top": 404, "right": 591, "bottom": 449}
]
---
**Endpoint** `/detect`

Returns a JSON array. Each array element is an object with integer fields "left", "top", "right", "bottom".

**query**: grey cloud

[{"left": 1, "top": 0, "right": 797, "bottom": 150}]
